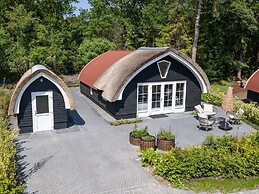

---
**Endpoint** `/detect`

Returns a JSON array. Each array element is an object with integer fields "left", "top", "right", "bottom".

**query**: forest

[{"left": 0, "top": 0, "right": 258, "bottom": 82}]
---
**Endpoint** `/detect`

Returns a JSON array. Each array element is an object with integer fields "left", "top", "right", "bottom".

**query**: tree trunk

[
  {"left": 237, "top": 69, "right": 242, "bottom": 81},
  {"left": 192, "top": 0, "right": 203, "bottom": 62}
]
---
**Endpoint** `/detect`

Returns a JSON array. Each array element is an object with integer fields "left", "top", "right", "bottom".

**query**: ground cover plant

[
  {"left": 0, "top": 90, "right": 23, "bottom": 193},
  {"left": 140, "top": 133, "right": 259, "bottom": 192},
  {"left": 111, "top": 118, "right": 142, "bottom": 126}
]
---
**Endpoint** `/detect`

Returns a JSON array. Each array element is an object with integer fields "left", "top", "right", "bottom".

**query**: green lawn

[
  {"left": 211, "top": 81, "right": 233, "bottom": 93},
  {"left": 182, "top": 177, "right": 259, "bottom": 193}
]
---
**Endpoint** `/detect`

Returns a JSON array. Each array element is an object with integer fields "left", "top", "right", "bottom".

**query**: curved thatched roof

[
  {"left": 79, "top": 47, "right": 211, "bottom": 102},
  {"left": 8, "top": 65, "right": 75, "bottom": 116}
]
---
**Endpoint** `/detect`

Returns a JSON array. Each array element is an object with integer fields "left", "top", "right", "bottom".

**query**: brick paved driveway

[{"left": 16, "top": 87, "right": 256, "bottom": 194}]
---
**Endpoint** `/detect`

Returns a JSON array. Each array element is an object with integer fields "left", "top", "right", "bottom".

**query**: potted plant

[
  {"left": 129, "top": 125, "right": 148, "bottom": 146},
  {"left": 140, "top": 135, "right": 156, "bottom": 150},
  {"left": 157, "top": 129, "right": 175, "bottom": 151}
]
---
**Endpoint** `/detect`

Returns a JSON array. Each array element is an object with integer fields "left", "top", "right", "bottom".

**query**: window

[
  {"left": 157, "top": 60, "right": 171, "bottom": 79},
  {"left": 138, "top": 85, "right": 148, "bottom": 112},
  {"left": 36, "top": 95, "right": 49, "bottom": 114},
  {"left": 175, "top": 83, "right": 185, "bottom": 107}
]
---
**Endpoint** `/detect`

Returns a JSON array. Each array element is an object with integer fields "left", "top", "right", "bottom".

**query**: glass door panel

[
  {"left": 164, "top": 84, "right": 173, "bottom": 109},
  {"left": 138, "top": 85, "right": 148, "bottom": 112},
  {"left": 151, "top": 85, "right": 161, "bottom": 110},
  {"left": 175, "top": 83, "right": 185, "bottom": 107}
]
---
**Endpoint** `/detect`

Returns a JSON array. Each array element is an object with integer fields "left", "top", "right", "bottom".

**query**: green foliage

[
  {"left": 0, "top": 91, "right": 23, "bottom": 193},
  {"left": 234, "top": 101, "right": 259, "bottom": 126},
  {"left": 201, "top": 90, "right": 224, "bottom": 106},
  {"left": 111, "top": 118, "right": 142, "bottom": 126},
  {"left": 140, "top": 133, "right": 259, "bottom": 187},
  {"left": 0, "top": 91, "right": 11, "bottom": 118},
  {"left": 183, "top": 177, "right": 259, "bottom": 193},
  {"left": 77, "top": 38, "right": 117, "bottom": 71},
  {"left": 141, "top": 135, "right": 155, "bottom": 141},
  {"left": 157, "top": 129, "right": 175, "bottom": 141},
  {"left": 130, "top": 125, "right": 148, "bottom": 138},
  {"left": 140, "top": 148, "right": 160, "bottom": 167}
]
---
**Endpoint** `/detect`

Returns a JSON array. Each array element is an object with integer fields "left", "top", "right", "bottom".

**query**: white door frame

[
  {"left": 137, "top": 81, "right": 186, "bottom": 117},
  {"left": 31, "top": 91, "right": 54, "bottom": 132}
]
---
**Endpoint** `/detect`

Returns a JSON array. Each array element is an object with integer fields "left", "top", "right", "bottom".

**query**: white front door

[
  {"left": 137, "top": 81, "right": 186, "bottom": 117},
  {"left": 31, "top": 91, "right": 54, "bottom": 132}
]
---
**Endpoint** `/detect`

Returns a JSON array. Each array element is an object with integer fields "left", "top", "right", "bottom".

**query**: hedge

[
  {"left": 0, "top": 91, "right": 23, "bottom": 193},
  {"left": 140, "top": 133, "right": 259, "bottom": 187}
]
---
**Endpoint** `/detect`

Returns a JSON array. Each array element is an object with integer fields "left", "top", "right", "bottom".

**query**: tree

[{"left": 191, "top": 0, "right": 202, "bottom": 62}]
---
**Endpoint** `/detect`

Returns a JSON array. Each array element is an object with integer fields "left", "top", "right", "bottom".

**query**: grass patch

[
  {"left": 211, "top": 80, "right": 233, "bottom": 93},
  {"left": 242, "top": 119, "right": 259, "bottom": 130},
  {"left": 66, "top": 83, "right": 79, "bottom": 87},
  {"left": 182, "top": 177, "right": 259, "bottom": 193},
  {"left": 111, "top": 118, "right": 142, "bottom": 126}
]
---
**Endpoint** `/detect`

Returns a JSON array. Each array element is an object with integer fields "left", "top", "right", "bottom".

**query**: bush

[
  {"left": 157, "top": 129, "right": 175, "bottom": 141},
  {"left": 130, "top": 125, "right": 148, "bottom": 138},
  {"left": 0, "top": 90, "right": 23, "bottom": 193},
  {"left": 0, "top": 91, "right": 11, "bottom": 118},
  {"left": 234, "top": 101, "right": 259, "bottom": 126},
  {"left": 140, "top": 133, "right": 259, "bottom": 187},
  {"left": 111, "top": 118, "right": 142, "bottom": 126},
  {"left": 201, "top": 90, "right": 223, "bottom": 106}
]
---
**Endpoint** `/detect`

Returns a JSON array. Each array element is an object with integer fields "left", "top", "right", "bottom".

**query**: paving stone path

[{"left": 16, "top": 87, "right": 258, "bottom": 194}]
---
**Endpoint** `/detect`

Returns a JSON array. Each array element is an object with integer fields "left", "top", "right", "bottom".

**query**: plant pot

[
  {"left": 129, "top": 132, "right": 141, "bottom": 146},
  {"left": 140, "top": 136, "right": 156, "bottom": 150},
  {"left": 157, "top": 138, "right": 175, "bottom": 151}
]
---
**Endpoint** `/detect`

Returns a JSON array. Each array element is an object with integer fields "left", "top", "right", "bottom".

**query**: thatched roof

[
  {"left": 8, "top": 65, "right": 75, "bottom": 116},
  {"left": 79, "top": 47, "right": 211, "bottom": 102}
]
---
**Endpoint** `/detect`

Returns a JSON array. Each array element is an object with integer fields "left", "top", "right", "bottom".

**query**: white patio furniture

[
  {"left": 228, "top": 108, "right": 244, "bottom": 124},
  {"left": 197, "top": 113, "right": 215, "bottom": 131},
  {"left": 195, "top": 104, "right": 216, "bottom": 117}
]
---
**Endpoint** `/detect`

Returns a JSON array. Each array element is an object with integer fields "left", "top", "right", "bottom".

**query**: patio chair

[
  {"left": 228, "top": 108, "right": 244, "bottom": 124},
  {"left": 197, "top": 113, "right": 215, "bottom": 131},
  {"left": 195, "top": 104, "right": 216, "bottom": 117},
  {"left": 194, "top": 105, "right": 204, "bottom": 114}
]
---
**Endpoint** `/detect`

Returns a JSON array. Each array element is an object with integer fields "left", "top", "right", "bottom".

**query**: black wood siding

[
  {"left": 247, "top": 90, "right": 259, "bottom": 103},
  {"left": 18, "top": 76, "right": 67, "bottom": 133},
  {"left": 80, "top": 55, "right": 202, "bottom": 119}
]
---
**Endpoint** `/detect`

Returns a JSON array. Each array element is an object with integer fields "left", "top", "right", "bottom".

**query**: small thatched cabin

[
  {"left": 245, "top": 69, "right": 259, "bottom": 103},
  {"left": 79, "top": 47, "right": 211, "bottom": 119},
  {"left": 8, "top": 65, "right": 75, "bottom": 133}
]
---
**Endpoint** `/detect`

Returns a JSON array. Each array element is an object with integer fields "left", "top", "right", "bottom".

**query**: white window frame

[
  {"left": 157, "top": 60, "right": 171, "bottom": 79},
  {"left": 137, "top": 81, "right": 186, "bottom": 117}
]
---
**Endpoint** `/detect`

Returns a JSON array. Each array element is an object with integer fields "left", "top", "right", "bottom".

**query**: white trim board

[
  {"left": 14, "top": 72, "right": 71, "bottom": 114},
  {"left": 116, "top": 51, "right": 208, "bottom": 100}
]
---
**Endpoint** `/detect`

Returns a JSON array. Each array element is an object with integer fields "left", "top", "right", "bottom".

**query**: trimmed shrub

[
  {"left": 140, "top": 133, "right": 259, "bottom": 187},
  {"left": 0, "top": 91, "right": 23, "bottom": 193}
]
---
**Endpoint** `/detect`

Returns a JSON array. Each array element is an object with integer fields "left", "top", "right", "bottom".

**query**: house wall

[
  {"left": 18, "top": 76, "right": 67, "bottom": 133},
  {"left": 247, "top": 90, "right": 259, "bottom": 103},
  {"left": 80, "top": 55, "right": 201, "bottom": 119}
]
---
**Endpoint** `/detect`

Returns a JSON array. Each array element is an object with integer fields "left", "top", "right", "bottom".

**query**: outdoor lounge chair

[
  {"left": 195, "top": 104, "right": 216, "bottom": 116},
  {"left": 228, "top": 108, "right": 244, "bottom": 124},
  {"left": 197, "top": 113, "right": 215, "bottom": 131}
]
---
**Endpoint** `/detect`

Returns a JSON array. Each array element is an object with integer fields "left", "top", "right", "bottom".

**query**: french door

[{"left": 137, "top": 81, "right": 186, "bottom": 117}]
